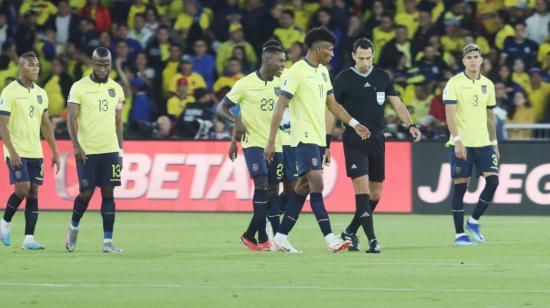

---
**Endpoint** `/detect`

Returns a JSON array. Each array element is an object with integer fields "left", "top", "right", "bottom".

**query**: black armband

[
  {"left": 326, "top": 134, "right": 332, "bottom": 149},
  {"left": 408, "top": 123, "right": 417, "bottom": 130}
]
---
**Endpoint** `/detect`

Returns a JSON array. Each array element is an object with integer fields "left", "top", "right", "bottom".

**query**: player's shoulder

[
  {"left": 446, "top": 72, "right": 465, "bottom": 85},
  {"left": 1, "top": 80, "right": 18, "bottom": 93},
  {"left": 71, "top": 76, "right": 90, "bottom": 89},
  {"left": 479, "top": 74, "right": 494, "bottom": 86},
  {"left": 34, "top": 83, "right": 47, "bottom": 95}
]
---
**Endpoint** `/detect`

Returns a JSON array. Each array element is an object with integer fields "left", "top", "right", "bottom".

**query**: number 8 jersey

[
  {"left": 68, "top": 76, "right": 125, "bottom": 155},
  {"left": 225, "top": 71, "right": 283, "bottom": 152}
]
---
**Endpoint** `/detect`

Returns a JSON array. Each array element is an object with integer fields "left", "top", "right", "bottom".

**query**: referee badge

[
  {"left": 321, "top": 73, "right": 327, "bottom": 82},
  {"left": 481, "top": 85, "right": 487, "bottom": 95},
  {"left": 36, "top": 95, "right": 43, "bottom": 104},
  {"left": 376, "top": 92, "right": 385, "bottom": 105},
  {"left": 108, "top": 88, "right": 116, "bottom": 98}
]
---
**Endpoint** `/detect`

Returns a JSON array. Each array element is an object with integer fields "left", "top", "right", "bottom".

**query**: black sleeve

[
  {"left": 384, "top": 71, "right": 398, "bottom": 96},
  {"left": 333, "top": 71, "right": 346, "bottom": 103}
]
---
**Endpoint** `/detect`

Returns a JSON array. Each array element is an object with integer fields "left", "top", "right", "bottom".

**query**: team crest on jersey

[
  {"left": 274, "top": 87, "right": 281, "bottom": 96},
  {"left": 321, "top": 73, "right": 327, "bottom": 82},
  {"left": 37, "top": 95, "right": 43, "bottom": 104},
  {"left": 108, "top": 88, "right": 116, "bottom": 98},
  {"left": 481, "top": 85, "right": 487, "bottom": 94}
]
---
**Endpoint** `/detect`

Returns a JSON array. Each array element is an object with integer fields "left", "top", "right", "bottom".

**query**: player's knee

[
  {"left": 267, "top": 185, "right": 278, "bottom": 200},
  {"left": 482, "top": 175, "right": 499, "bottom": 201},
  {"left": 15, "top": 185, "right": 31, "bottom": 199},
  {"left": 100, "top": 186, "right": 115, "bottom": 198},
  {"left": 79, "top": 190, "right": 94, "bottom": 203},
  {"left": 308, "top": 176, "right": 324, "bottom": 193},
  {"left": 253, "top": 176, "right": 269, "bottom": 191}
]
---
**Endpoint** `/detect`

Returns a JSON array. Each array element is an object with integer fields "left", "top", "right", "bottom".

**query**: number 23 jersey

[
  {"left": 225, "top": 71, "right": 282, "bottom": 151},
  {"left": 68, "top": 76, "right": 124, "bottom": 155}
]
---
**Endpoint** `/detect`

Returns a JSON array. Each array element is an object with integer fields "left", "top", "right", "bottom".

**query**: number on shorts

[
  {"left": 276, "top": 163, "right": 284, "bottom": 178},
  {"left": 40, "top": 164, "right": 44, "bottom": 177},
  {"left": 491, "top": 153, "right": 498, "bottom": 167},
  {"left": 112, "top": 164, "right": 121, "bottom": 179}
]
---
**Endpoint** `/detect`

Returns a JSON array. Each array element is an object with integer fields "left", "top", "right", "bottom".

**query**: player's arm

[
  {"left": 40, "top": 110, "right": 60, "bottom": 174},
  {"left": 264, "top": 95, "right": 289, "bottom": 162},
  {"left": 0, "top": 114, "right": 21, "bottom": 167},
  {"left": 324, "top": 110, "right": 335, "bottom": 166},
  {"left": 387, "top": 95, "right": 422, "bottom": 142},
  {"left": 216, "top": 97, "right": 238, "bottom": 122},
  {"left": 326, "top": 93, "right": 370, "bottom": 140},
  {"left": 487, "top": 108, "right": 499, "bottom": 160},
  {"left": 115, "top": 100, "right": 124, "bottom": 166},
  {"left": 445, "top": 104, "right": 467, "bottom": 160},
  {"left": 67, "top": 102, "right": 87, "bottom": 162}
]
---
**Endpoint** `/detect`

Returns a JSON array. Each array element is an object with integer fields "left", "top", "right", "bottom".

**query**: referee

[{"left": 334, "top": 38, "right": 421, "bottom": 253}]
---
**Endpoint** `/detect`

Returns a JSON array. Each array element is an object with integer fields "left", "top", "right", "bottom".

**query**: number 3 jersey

[
  {"left": 68, "top": 76, "right": 124, "bottom": 155},
  {"left": 0, "top": 80, "right": 48, "bottom": 159},
  {"left": 225, "top": 71, "right": 283, "bottom": 152}
]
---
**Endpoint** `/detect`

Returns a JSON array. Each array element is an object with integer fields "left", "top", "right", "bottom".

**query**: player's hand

[
  {"left": 263, "top": 142, "right": 276, "bottom": 162},
  {"left": 493, "top": 145, "right": 500, "bottom": 161},
  {"left": 234, "top": 117, "right": 248, "bottom": 138},
  {"left": 74, "top": 146, "right": 87, "bottom": 163},
  {"left": 454, "top": 140, "right": 467, "bottom": 160},
  {"left": 324, "top": 148, "right": 331, "bottom": 166},
  {"left": 52, "top": 152, "right": 61, "bottom": 174},
  {"left": 354, "top": 124, "right": 371, "bottom": 140},
  {"left": 409, "top": 126, "right": 422, "bottom": 142},
  {"left": 228, "top": 139, "right": 238, "bottom": 161},
  {"left": 9, "top": 151, "right": 21, "bottom": 168}
]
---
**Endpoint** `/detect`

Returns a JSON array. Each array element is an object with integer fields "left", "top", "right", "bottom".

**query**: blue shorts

[
  {"left": 295, "top": 143, "right": 324, "bottom": 176},
  {"left": 282, "top": 145, "right": 298, "bottom": 182},
  {"left": 77, "top": 152, "right": 121, "bottom": 191},
  {"left": 243, "top": 147, "right": 283, "bottom": 185},
  {"left": 449, "top": 146, "right": 499, "bottom": 178},
  {"left": 6, "top": 157, "right": 44, "bottom": 185}
]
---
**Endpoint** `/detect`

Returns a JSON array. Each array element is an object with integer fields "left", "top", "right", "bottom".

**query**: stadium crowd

[{"left": 0, "top": 0, "right": 549, "bottom": 140}]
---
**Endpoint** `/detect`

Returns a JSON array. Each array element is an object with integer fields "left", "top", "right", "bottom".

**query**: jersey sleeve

[
  {"left": 325, "top": 69, "right": 334, "bottom": 96},
  {"left": 442, "top": 78, "right": 457, "bottom": 104},
  {"left": 487, "top": 81, "right": 496, "bottom": 108},
  {"left": 385, "top": 73, "right": 398, "bottom": 96},
  {"left": 42, "top": 90, "right": 49, "bottom": 112},
  {"left": 117, "top": 84, "right": 125, "bottom": 103},
  {"left": 0, "top": 88, "right": 13, "bottom": 115},
  {"left": 280, "top": 68, "right": 299, "bottom": 99},
  {"left": 67, "top": 83, "right": 81, "bottom": 105},
  {"left": 224, "top": 78, "right": 244, "bottom": 105}
]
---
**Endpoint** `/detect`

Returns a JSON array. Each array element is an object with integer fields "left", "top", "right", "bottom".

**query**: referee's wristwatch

[{"left": 408, "top": 123, "right": 417, "bottom": 130}]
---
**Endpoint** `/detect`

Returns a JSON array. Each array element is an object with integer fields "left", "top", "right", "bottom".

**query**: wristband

[
  {"left": 349, "top": 118, "right": 360, "bottom": 128},
  {"left": 408, "top": 123, "right": 417, "bottom": 130},
  {"left": 490, "top": 140, "right": 498, "bottom": 146},
  {"left": 119, "top": 149, "right": 123, "bottom": 157},
  {"left": 326, "top": 134, "right": 332, "bottom": 149},
  {"left": 452, "top": 136, "right": 461, "bottom": 142}
]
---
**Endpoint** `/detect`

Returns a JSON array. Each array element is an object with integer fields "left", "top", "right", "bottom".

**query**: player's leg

[
  {"left": 273, "top": 175, "right": 308, "bottom": 253},
  {"left": 466, "top": 147, "right": 500, "bottom": 242},
  {"left": 100, "top": 186, "right": 121, "bottom": 253},
  {"left": 449, "top": 147, "right": 474, "bottom": 246},
  {"left": 22, "top": 159, "right": 46, "bottom": 250},
  {"left": 369, "top": 181, "right": 383, "bottom": 212},
  {"left": 1, "top": 158, "right": 31, "bottom": 246},
  {"left": 268, "top": 146, "right": 296, "bottom": 234},
  {"left": 362, "top": 142, "right": 385, "bottom": 253}
]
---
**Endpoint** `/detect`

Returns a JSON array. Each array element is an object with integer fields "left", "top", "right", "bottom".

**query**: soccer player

[
  {"left": 264, "top": 27, "right": 370, "bottom": 253},
  {"left": 444, "top": 44, "right": 500, "bottom": 246},
  {"left": 217, "top": 40, "right": 286, "bottom": 251},
  {"left": 65, "top": 47, "right": 125, "bottom": 253},
  {"left": 335, "top": 38, "right": 422, "bottom": 253},
  {"left": 0, "top": 52, "right": 60, "bottom": 250}
]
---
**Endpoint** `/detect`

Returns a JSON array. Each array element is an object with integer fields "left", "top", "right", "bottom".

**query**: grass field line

[{"left": 1, "top": 281, "right": 549, "bottom": 294}]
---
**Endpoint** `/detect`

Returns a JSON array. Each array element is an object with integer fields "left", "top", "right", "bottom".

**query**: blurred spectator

[
  {"left": 129, "top": 77, "right": 153, "bottom": 123},
  {"left": 128, "top": 14, "right": 154, "bottom": 49},
  {"left": 19, "top": 0, "right": 57, "bottom": 26},
  {"left": 161, "top": 44, "right": 183, "bottom": 99},
  {"left": 167, "top": 78, "right": 195, "bottom": 118},
  {"left": 341, "top": 16, "right": 366, "bottom": 69},
  {"left": 286, "top": 0, "right": 311, "bottom": 33},
  {"left": 364, "top": 1, "right": 385, "bottom": 39},
  {"left": 179, "top": 87, "right": 215, "bottom": 139},
  {"left": 372, "top": 14, "right": 395, "bottom": 64},
  {"left": 286, "top": 41, "right": 306, "bottom": 67},
  {"left": 43, "top": 57, "right": 72, "bottom": 117},
  {"left": 428, "top": 80, "right": 447, "bottom": 124},
  {"left": 511, "top": 58, "right": 531, "bottom": 91},
  {"left": 153, "top": 115, "right": 174, "bottom": 138},
  {"left": 169, "top": 55, "right": 207, "bottom": 96},
  {"left": 78, "top": 0, "right": 111, "bottom": 33},
  {"left": 231, "top": 45, "right": 252, "bottom": 74},
  {"left": 112, "top": 24, "right": 142, "bottom": 62},
  {"left": 412, "top": 10, "right": 437, "bottom": 56},
  {"left": 0, "top": 41, "right": 19, "bottom": 90},
  {"left": 98, "top": 31, "right": 112, "bottom": 50},
  {"left": 543, "top": 52, "right": 550, "bottom": 82},
  {"left": 395, "top": 0, "right": 419, "bottom": 40},
  {"left": 127, "top": 0, "right": 147, "bottom": 30},
  {"left": 212, "top": 0, "right": 243, "bottom": 42},
  {"left": 216, "top": 22, "right": 257, "bottom": 75},
  {"left": 494, "top": 10, "right": 516, "bottom": 50},
  {"left": 145, "top": 25, "right": 172, "bottom": 71},
  {"left": 242, "top": 0, "right": 271, "bottom": 53},
  {"left": 417, "top": 45, "right": 446, "bottom": 84},
  {"left": 209, "top": 117, "right": 232, "bottom": 140},
  {"left": 507, "top": 89, "right": 536, "bottom": 139},
  {"left": 133, "top": 52, "right": 155, "bottom": 87},
  {"left": 537, "top": 27, "right": 550, "bottom": 69},
  {"left": 47, "top": 0, "right": 79, "bottom": 47},
  {"left": 525, "top": 0, "right": 550, "bottom": 44},
  {"left": 502, "top": 22, "right": 539, "bottom": 68},
  {"left": 317, "top": 0, "right": 348, "bottom": 31},
  {"left": 494, "top": 81, "right": 511, "bottom": 140},
  {"left": 312, "top": 7, "right": 344, "bottom": 72},
  {"left": 144, "top": 7, "right": 160, "bottom": 32},
  {"left": 0, "top": 13, "right": 9, "bottom": 48},
  {"left": 379, "top": 25, "right": 412, "bottom": 69},
  {"left": 174, "top": 0, "right": 211, "bottom": 42},
  {"left": 526, "top": 67, "right": 550, "bottom": 122},
  {"left": 213, "top": 57, "right": 244, "bottom": 98},
  {"left": 15, "top": 11, "right": 38, "bottom": 55},
  {"left": 274, "top": 9, "right": 305, "bottom": 51},
  {"left": 71, "top": 18, "right": 100, "bottom": 55},
  {"left": 191, "top": 38, "right": 215, "bottom": 89}
]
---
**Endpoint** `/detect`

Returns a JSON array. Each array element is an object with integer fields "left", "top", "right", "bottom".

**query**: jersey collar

[
  {"left": 89, "top": 73, "right": 108, "bottom": 84},
  {"left": 255, "top": 70, "right": 273, "bottom": 84},
  {"left": 302, "top": 57, "right": 319, "bottom": 68},
  {"left": 351, "top": 66, "right": 374, "bottom": 78},
  {"left": 16, "top": 78, "right": 34, "bottom": 90},
  {"left": 463, "top": 71, "right": 481, "bottom": 81}
]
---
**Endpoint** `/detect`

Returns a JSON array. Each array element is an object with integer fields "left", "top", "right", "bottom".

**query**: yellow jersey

[
  {"left": 0, "top": 80, "right": 48, "bottom": 159},
  {"left": 167, "top": 95, "right": 195, "bottom": 118},
  {"left": 280, "top": 59, "right": 333, "bottom": 147},
  {"left": 273, "top": 27, "right": 305, "bottom": 50},
  {"left": 168, "top": 72, "right": 207, "bottom": 95},
  {"left": 68, "top": 76, "right": 124, "bottom": 154},
  {"left": 443, "top": 72, "right": 496, "bottom": 147},
  {"left": 225, "top": 71, "right": 283, "bottom": 151}
]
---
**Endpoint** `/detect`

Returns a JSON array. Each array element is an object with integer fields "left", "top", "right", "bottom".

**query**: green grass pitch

[{"left": 1, "top": 212, "right": 549, "bottom": 307}]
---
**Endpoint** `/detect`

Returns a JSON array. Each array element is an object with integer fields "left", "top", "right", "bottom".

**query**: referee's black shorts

[{"left": 343, "top": 131, "right": 385, "bottom": 182}]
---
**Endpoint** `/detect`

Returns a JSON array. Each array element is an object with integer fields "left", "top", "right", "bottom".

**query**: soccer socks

[
  {"left": 253, "top": 189, "right": 269, "bottom": 243},
  {"left": 3, "top": 193, "right": 24, "bottom": 223},
  {"left": 452, "top": 183, "right": 468, "bottom": 234},
  {"left": 370, "top": 199, "right": 380, "bottom": 212},
  {"left": 310, "top": 192, "right": 332, "bottom": 236},
  {"left": 346, "top": 198, "right": 380, "bottom": 235},
  {"left": 356, "top": 194, "right": 376, "bottom": 241},
  {"left": 71, "top": 196, "right": 90, "bottom": 227},
  {"left": 101, "top": 197, "right": 115, "bottom": 240},
  {"left": 268, "top": 193, "right": 286, "bottom": 234},
  {"left": 24, "top": 198, "right": 38, "bottom": 235},
  {"left": 278, "top": 192, "right": 307, "bottom": 235},
  {"left": 472, "top": 175, "right": 499, "bottom": 221}
]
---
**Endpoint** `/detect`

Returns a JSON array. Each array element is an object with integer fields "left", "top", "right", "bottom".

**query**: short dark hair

[
  {"left": 352, "top": 38, "right": 374, "bottom": 53},
  {"left": 93, "top": 47, "right": 111, "bottom": 58},
  {"left": 304, "top": 26, "right": 337, "bottom": 48},
  {"left": 20, "top": 51, "right": 38, "bottom": 60},
  {"left": 262, "top": 39, "right": 284, "bottom": 54},
  {"left": 281, "top": 9, "right": 294, "bottom": 18}
]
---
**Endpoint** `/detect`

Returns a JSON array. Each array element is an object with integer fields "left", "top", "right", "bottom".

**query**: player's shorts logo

[
  {"left": 252, "top": 163, "right": 259, "bottom": 172},
  {"left": 108, "top": 88, "right": 116, "bottom": 98},
  {"left": 15, "top": 170, "right": 21, "bottom": 179},
  {"left": 37, "top": 95, "right": 43, "bottom": 104},
  {"left": 481, "top": 85, "right": 487, "bottom": 94},
  {"left": 376, "top": 92, "right": 385, "bottom": 105},
  {"left": 312, "top": 158, "right": 318, "bottom": 166},
  {"left": 322, "top": 73, "right": 327, "bottom": 82}
]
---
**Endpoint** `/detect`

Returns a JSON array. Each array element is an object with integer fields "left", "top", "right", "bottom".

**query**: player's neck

[
  {"left": 17, "top": 77, "right": 34, "bottom": 89},
  {"left": 304, "top": 53, "right": 320, "bottom": 68},
  {"left": 464, "top": 70, "right": 480, "bottom": 80},
  {"left": 258, "top": 67, "right": 274, "bottom": 82},
  {"left": 90, "top": 73, "right": 108, "bottom": 84}
]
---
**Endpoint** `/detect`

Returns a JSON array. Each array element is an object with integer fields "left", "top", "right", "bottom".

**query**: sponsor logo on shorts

[
  {"left": 252, "top": 163, "right": 259, "bottom": 172},
  {"left": 455, "top": 166, "right": 462, "bottom": 174},
  {"left": 82, "top": 179, "right": 89, "bottom": 186},
  {"left": 351, "top": 164, "right": 358, "bottom": 170},
  {"left": 15, "top": 170, "right": 22, "bottom": 179},
  {"left": 312, "top": 158, "right": 318, "bottom": 166}
]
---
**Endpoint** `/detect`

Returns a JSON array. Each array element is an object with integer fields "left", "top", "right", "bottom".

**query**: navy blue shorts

[
  {"left": 77, "top": 152, "right": 121, "bottom": 191},
  {"left": 449, "top": 146, "right": 499, "bottom": 178},
  {"left": 243, "top": 147, "right": 283, "bottom": 185},
  {"left": 295, "top": 143, "right": 324, "bottom": 176},
  {"left": 6, "top": 157, "right": 44, "bottom": 185},
  {"left": 282, "top": 145, "right": 298, "bottom": 182}
]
